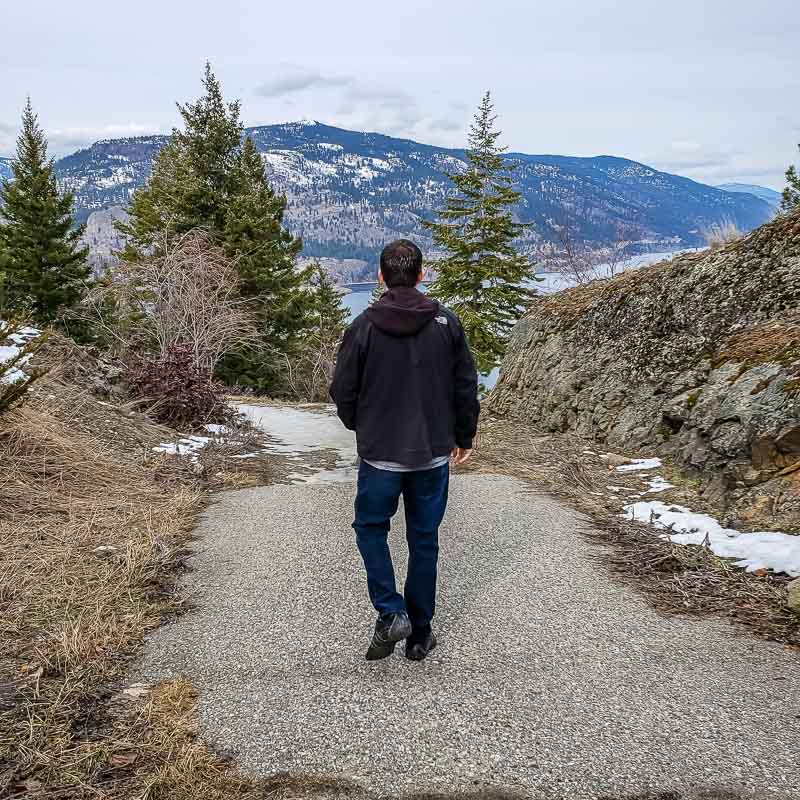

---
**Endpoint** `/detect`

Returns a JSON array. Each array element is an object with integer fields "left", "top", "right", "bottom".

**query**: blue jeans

[{"left": 353, "top": 461, "right": 450, "bottom": 642}]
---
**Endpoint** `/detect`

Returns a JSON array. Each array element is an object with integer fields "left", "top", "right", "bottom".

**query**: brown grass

[
  {"left": 0, "top": 378, "right": 204, "bottom": 791},
  {"left": 701, "top": 219, "right": 743, "bottom": 249},
  {"left": 713, "top": 312, "right": 800, "bottom": 371},
  {"left": 0, "top": 377, "right": 279, "bottom": 798}
]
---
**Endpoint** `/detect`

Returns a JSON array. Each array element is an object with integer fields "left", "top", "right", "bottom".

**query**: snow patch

[
  {"left": 153, "top": 435, "right": 211, "bottom": 459},
  {"left": 152, "top": 424, "right": 230, "bottom": 461},
  {"left": 616, "top": 458, "right": 663, "bottom": 473},
  {"left": 647, "top": 476, "right": 675, "bottom": 493},
  {"left": 236, "top": 403, "right": 357, "bottom": 484},
  {"left": 1, "top": 322, "right": 41, "bottom": 385},
  {"left": 623, "top": 500, "right": 800, "bottom": 577}
]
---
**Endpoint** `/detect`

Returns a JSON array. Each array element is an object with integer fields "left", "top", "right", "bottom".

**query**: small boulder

[
  {"left": 600, "top": 453, "right": 631, "bottom": 468},
  {"left": 92, "top": 545, "right": 117, "bottom": 557},
  {"left": 788, "top": 578, "right": 800, "bottom": 616}
]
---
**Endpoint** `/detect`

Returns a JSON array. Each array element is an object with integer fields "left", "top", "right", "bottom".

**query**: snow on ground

[
  {"left": 152, "top": 424, "right": 229, "bottom": 461},
  {"left": 236, "top": 404, "right": 356, "bottom": 484},
  {"left": 0, "top": 323, "right": 41, "bottom": 384},
  {"left": 624, "top": 500, "right": 800, "bottom": 577},
  {"left": 616, "top": 458, "right": 663, "bottom": 473},
  {"left": 647, "top": 476, "right": 675, "bottom": 493},
  {"left": 153, "top": 435, "right": 213, "bottom": 459}
]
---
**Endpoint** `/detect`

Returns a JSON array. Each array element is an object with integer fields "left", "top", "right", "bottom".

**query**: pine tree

[
  {"left": 0, "top": 100, "right": 89, "bottom": 324},
  {"left": 781, "top": 143, "right": 800, "bottom": 212},
  {"left": 369, "top": 280, "right": 386, "bottom": 305},
  {"left": 119, "top": 63, "right": 244, "bottom": 248},
  {"left": 423, "top": 92, "right": 536, "bottom": 374},
  {"left": 119, "top": 64, "right": 310, "bottom": 391},
  {"left": 286, "top": 264, "right": 348, "bottom": 401},
  {"left": 311, "top": 265, "right": 349, "bottom": 342},
  {"left": 215, "top": 136, "right": 312, "bottom": 389}
]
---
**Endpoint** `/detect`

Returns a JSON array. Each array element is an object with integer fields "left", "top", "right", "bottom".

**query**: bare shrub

[
  {"left": 550, "top": 216, "right": 643, "bottom": 285},
  {"left": 702, "top": 219, "right": 742, "bottom": 249},
  {"left": 83, "top": 229, "right": 258, "bottom": 373},
  {"left": 126, "top": 343, "right": 229, "bottom": 428}
]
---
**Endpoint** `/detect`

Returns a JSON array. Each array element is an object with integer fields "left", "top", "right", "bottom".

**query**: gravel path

[{"left": 137, "top": 472, "right": 800, "bottom": 799}]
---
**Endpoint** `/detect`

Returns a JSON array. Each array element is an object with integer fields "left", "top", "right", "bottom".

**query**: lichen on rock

[{"left": 489, "top": 209, "right": 800, "bottom": 527}]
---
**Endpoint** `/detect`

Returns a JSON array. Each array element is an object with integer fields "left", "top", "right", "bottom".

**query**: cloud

[
  {"left": 335, "top": 84, "right": 422, "bottom": 125},
  {"left": 0, "top": 122, "right": 17, "bottom": 155},
  {"left": 254, "top": 68, "right": 354, "bottom": 98},
  {"left": 252, "top": 64, "right": 467, "bottom": 145},
  {"left": 3, "top": 120, "right": 162, "bottom": 157},
  {"left": 47, "top": 123, "right": 162, "bottom": 154},
  {"left": 669, "top": 140, "right": 703, "bottom": 154},
  {"left": 427, "top": 117, "right": 463, "bottom": 133}
]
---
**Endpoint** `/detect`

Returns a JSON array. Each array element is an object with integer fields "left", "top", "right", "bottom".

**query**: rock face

[
  {"left": 490, "top": 210, "right": 800, "bottom": 524},
  {"left": 789, "top": 578, "right": 800, "bottom": 616}
]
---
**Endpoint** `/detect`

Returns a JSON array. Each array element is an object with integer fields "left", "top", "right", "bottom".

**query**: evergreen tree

[
  {"left": 289, "top": 264, "right": 348, "bottom": 401},
  {"left": 369, "top": 280, "right": 386, "bottom": 305},
  {"left": 423, "top": 92, "right": 536, "bottom": 373},
  {"left": 215, "top": 136, "right": 311, "bottom": 389},
  {"left": 781, "top": 143, "right": 800, "bottom": 212},
  {"left": 119, "top": 63, "right": 243, "bottom": 248},
  {"left": 0, "top": 100, "right": 89, "bottom": 324},
  {"left": 119, "top": 64, "right": 311, "bottom": 391},
  {"left": 310, "top": 264, "right": 349, "bottom": 342}
]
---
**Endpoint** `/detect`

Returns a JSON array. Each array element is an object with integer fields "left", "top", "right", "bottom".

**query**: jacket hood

[{"left": 365, "top": 286, "right": 440, "bottom": 337}]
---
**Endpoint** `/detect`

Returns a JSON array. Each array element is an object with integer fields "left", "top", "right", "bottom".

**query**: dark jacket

[{"left": 329, "top": 286, "right": 479, "bottom": 466}]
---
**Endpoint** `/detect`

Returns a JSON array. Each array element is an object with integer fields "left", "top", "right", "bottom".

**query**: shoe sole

[{"left": 365, "top": 615, "right": 413, "bottom": 661}]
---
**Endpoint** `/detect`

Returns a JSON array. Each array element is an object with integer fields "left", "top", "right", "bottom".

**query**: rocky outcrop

[
  {"left": 789, "top": 578, "right": 800, "bottom": 615},
  {"left": 490, "top": 210, "right": 800, "bottom": 526}
]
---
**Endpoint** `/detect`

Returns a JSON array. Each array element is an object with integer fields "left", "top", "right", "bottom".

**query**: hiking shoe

[
  {"left": 365, "top": 612, "right": 412, "bottom": 661},
  {"left": 405, "top": 632, "right": 437, "bottom": 661}
]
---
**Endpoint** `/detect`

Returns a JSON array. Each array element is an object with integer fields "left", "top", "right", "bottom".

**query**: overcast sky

[{"left": 2, "top": 0, "right": 798, "bottom": 188}]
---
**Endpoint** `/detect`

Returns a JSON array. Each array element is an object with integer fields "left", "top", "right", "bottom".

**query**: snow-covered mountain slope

[
  {"left": 2, "top": 121, "right": 775, "bottom": 267},
  {"left": 0, "top": 157, "right": 13, "bottom": 184},
  {"left": 716, "top": 182, "right": 782, "bottom": 209}
]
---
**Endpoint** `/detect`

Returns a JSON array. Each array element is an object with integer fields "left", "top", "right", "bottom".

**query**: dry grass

[
  {"left": 701, "top": 219, "right": 743, "bottom": 249},
  {"left": 713, "top": 312, "right": 800, "bottom": 370},
  {"left": 526, "top": 255, "right": 681, "bottom": 330},
  {"left": 0, "top": 376, "right": 279, "bottom": 798},
  {"left": 0, "top": 378, "right": 204, "bottom": 792},
  {"left": 3, "top": 673, "right": 367, "bottom": 799},
  {"left": 463, "top": 416, "right": 800, "bottom": 648}
]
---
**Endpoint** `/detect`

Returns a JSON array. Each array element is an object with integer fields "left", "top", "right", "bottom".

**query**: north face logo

[{"left": 435, "top": 315, "right": 448, "bottom": 326}]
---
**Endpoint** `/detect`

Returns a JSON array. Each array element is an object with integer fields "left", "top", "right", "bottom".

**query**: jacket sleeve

[
  {"left": 452, "top": 318, "right": 480, "bottom": 449},
  {"left": 329, "top": 322, "right": 363, "bottom": 431}
]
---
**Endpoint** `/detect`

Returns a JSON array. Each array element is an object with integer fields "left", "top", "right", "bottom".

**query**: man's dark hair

[{"left": 379, "top": 239, "right": 423, "bottom": 288}]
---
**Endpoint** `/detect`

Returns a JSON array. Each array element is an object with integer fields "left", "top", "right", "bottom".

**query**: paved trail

[{"left": 137, "top": 408, "right": 800, "bottom": 800}]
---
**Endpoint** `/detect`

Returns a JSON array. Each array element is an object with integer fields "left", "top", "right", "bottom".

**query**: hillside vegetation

[{"left": 51, "top": 122, "right": 774, "bottom": 271}]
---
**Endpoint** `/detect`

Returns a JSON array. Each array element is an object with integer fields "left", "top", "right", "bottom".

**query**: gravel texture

[{"left": 137, "top": 475, "right": 800, "bottom": 799}]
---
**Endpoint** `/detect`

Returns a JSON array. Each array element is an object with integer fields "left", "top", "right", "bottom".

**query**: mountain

[
  {"left": 55, "top": 136, "right": 165, "bottom": 224},
  {"left": 244, "top": 122, "right": 771, "bottom": 262},
  {"left": 0, "top": 157, "right": 12, "bottom": 183},
  {"left": 717, "top": 183, "right": 782, "bottom": 209},
  {"left": 3, "top": 122, "right": 776, "bottom": 276}
]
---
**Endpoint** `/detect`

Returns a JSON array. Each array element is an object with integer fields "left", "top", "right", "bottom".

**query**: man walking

[{"left": 330, "top": 239, "right": 479, "bottom": 662}]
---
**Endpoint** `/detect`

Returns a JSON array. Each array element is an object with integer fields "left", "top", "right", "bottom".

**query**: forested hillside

[{"left": 42, "top": 121, "right": 774, "bottom": 275}]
